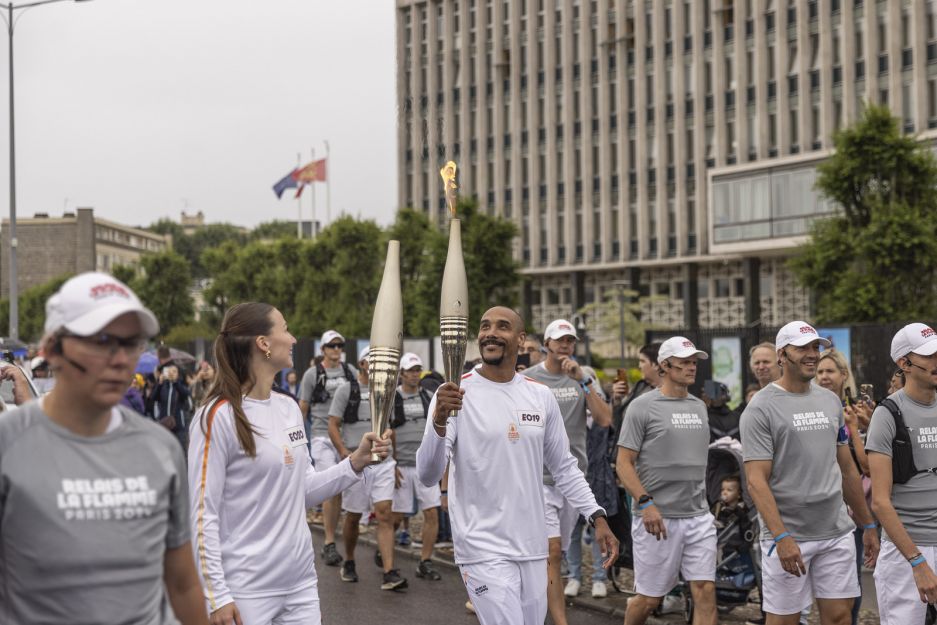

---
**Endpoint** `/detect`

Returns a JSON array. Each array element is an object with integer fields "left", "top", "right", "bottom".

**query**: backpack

[
  {"left": 310, "top": 362, "right": 360, "bottom": 424},
  {"left": 391, "top": 388, "right": 431, "bottom": 429},
  {"left": 879, "top": 397, "right": 937, "bottom": 484}
]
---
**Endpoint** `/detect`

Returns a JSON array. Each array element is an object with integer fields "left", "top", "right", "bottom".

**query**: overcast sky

[{"left": 0, "top": 0, "right": 397, "bottom": 230}]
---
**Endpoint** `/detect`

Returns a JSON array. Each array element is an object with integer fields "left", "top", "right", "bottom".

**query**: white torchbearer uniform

[
  {"left": 416, "top": 371, "right": 604, "bottom": 625},
  {"left": 188, "top": 393, "right": 362, "bottom": 624}
]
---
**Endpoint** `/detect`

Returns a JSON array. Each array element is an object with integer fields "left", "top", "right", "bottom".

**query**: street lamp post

[
  {"left": 0, "top": 0, "right": 92, "bottom": 340},
  {"left": 571, "top": 313, "right": 591, "bottom": 367},
  {"left": 612, "top": 280, "right": 629, "bottom": 369}
]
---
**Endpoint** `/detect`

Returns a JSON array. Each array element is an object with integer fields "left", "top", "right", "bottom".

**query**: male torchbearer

[{"left": 416, "top": 306, "right": 618, "bottom": 625}]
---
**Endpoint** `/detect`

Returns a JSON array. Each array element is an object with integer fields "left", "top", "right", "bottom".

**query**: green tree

[
  {"left": 790, "top": 104, "right": 937, "bottom": 322},
  {"left": 147, "top": 219, "right": 247, "bottom": 279},
  {"left": 111, "top": 264, "right": 137, "bottom": 286},
  {"left": 200, "top": 202, "right": 520, "bottom": 340},
  {"left": 251, "top": 220, "right": 300, "bottom": 240},
  {"left": 133, "top": 251, "right": 195, "bottom": 336},
  {"left": 0, "top": 274, "right": 71, "bottom": 342},
  {"left": 386, "top": 208, "right": 446, "bottom": 336}
]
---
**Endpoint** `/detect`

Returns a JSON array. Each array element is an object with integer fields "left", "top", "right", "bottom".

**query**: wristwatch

[
  {"left": 587, "top": 509, "right": 607, "bottom": 528},
  {"left": 637, "top": 494, "right": 653, "bottom": 506}
]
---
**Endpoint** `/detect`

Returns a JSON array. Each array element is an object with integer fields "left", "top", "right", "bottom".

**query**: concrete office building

[
  {"left": 396, "top": 0, "right": 937, "bottom": 333},
  {"left": 0, "top": 207, "right": 172, "bottom": 297}
]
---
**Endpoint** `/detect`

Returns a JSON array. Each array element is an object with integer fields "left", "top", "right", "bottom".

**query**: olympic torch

[
  {"left": 368, "top": 240, "right": 403, "bottom": 462},
  {"left": 439, "top": 161, "right": 468, "bottom": 417}
]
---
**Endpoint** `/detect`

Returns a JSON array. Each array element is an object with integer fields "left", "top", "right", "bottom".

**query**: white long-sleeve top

[
  {"left": 416, "top": 371, "right": 603, "bottom": 564},
  {"left": 187, "top": 392, "right": 361, "bottom": 611}
]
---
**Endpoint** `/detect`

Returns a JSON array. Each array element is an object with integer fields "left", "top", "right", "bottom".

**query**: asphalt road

[{"left": 314, "top": 538, "right": 621, "bottom": 625}]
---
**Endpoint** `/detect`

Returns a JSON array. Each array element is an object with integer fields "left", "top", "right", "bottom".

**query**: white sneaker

[
  {"left": 591, "top": 581, "right": 607, "bottom": 598},
  {"left": 563, "top": 579, "right": 581, "bottom": 597},
  {"left": 659, "top": 594, "right": 683, "bottom": 614}
]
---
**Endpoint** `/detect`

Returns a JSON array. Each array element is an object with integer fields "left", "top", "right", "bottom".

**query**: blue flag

[{"left": 272, "top": 169, "right": 299, "bottom": 199}]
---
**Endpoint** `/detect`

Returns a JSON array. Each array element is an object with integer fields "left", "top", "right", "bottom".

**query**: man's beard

[{"left": 482, "top": 353, "right": 504, "bottom": 366}]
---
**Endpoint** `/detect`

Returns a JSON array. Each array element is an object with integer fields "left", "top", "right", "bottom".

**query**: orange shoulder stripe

[{"left": 196, "top": 399, "right": 228, "bottom": 611}]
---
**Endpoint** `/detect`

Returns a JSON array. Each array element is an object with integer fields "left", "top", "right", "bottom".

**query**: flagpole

[
  {"left": 310, "top": 147, "right": 317, "bottom": 239},
  {"left": 324, "top": 139, "right": 331, "bottom": 227},
  {"left": 296, "top": 152, "right": 302, "bottom": 239}
]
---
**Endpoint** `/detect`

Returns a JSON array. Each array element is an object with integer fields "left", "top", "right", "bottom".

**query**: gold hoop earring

[{"left": 265, "top": 350, "right": 271, "bottom": 360}]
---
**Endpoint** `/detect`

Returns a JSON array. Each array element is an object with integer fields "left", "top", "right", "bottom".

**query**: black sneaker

[
  {"left": 321, "top": 542, "right": 342, "bottom": 567},
  {"left": 374, "top": 548, "right": 383, "bottom": 569},
  {"left": 340, "top": 560, "right": 358, "bottom": 582},
  {"left": 415, "top": 559, "right": 442, "bottom": 581},
  {"left": 381, "top": 569, "right": 409, "bottom": 591}
]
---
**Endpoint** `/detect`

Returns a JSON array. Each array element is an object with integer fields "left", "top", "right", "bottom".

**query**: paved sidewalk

[{"left": 310, "top": 513, "right": 883, "bottom": 625}]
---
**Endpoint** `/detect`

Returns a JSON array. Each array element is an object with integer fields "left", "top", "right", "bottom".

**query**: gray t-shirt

[
  {"left": 865, "top": 389, "right": 937, "bottom": 545},
  {"left": 299, "top": 363, "right": 357, "bottom": 437},
  {"left": 0, "top": 400, "right": 188, "bottom": 625},
  {"left": 328, "top": 382, "right": 372, "bottom": 451},
  {"left": 617, "top": 389, "right": 710, "bottom": 518},
  {"left": 524, "top": 363, "right": 588, "bottom": 485},
  {"left": 394, "top": 388, "right": 428, "bottom": 467},
  {"left": 740, "top": 383, "right": 853, "bottom": 541}
]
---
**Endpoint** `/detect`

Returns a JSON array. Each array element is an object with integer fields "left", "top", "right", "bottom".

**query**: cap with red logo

[
  {"left": 890, "top": 323, "right": 937, "bottom": 363},
  {"left": 400, "top": 352, "right": 424, "bottom": 370},
  {"left": 44, "top": 271, "right": 159, "bottom": 338},
  {"left": 775, "top": 321, "right": 831, "bottom": 351},
  {"left": 657, "top": 336, "right": 708, "bottom": 362},
  {"left": 543, "top": 319, "right": 578, "bottom": 341}
]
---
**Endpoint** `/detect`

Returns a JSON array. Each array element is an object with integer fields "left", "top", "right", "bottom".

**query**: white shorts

[
  {"left": 309, "top": 437, "right": 338, "bottom": 471},
  {"left": 459, "top": 559, "right": 547, "bottom": 625},
  {"left": 342, "top": 458, "right": 396, "bottom": 514},
  {"left": 543, "top": 484, "right": 580, "bottom": 552},
  {"left": 231, "top": 584, "right": 320, "bottom": 625},
  {"left": 760, "top": 531, "right": 859, "bottom": 615},
  {"left": 874, "top": 540, "right": 937, "bottom": 625},
  {"left": 631, "top": 512, "right": 717, "bottom": 597},
  {"left": 392, "top": 465, "right": 441, "bottom": 513}
]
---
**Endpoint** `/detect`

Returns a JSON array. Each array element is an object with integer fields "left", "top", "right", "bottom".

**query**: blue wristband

[
  {"left": 767, "top": 531, "right": 791, "bottom": 556},
  {"left": 863, "top": 522, "right": 878, "bottom": 530},
  {"left": 638, "top": 500, "right": 655, "bottom": 511},
  {"left": 579, "top": 380, "right": 591, "bottom": 395},
  {"left": 910, "top": 555, "right": 927, "bottom": 567}
]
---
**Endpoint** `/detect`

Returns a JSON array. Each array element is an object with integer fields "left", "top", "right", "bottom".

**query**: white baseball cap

[
  {"left": 357, "top": 346, "right": 370, "bottom": 363},
  {"left": 544, "top": 319, "right": 578, "bottom": 341},
  {"left": 44, "top": 272, "right": 159, "bottom": 338},
  {"left": 320, "top": 330, "right": 344, "bottom": 347},
  {"left": 775, "top": 321, "right": 831, "bottom": 350},
  {"left": 400, "top": 352, "right": 424, "bottom": 370},
  {"left": 657, "top": 336, "right": 708, "bottom": 362},
  {"left": 30, "top": 356, "right": 46, "bottom": 371},
  {"left": 890, "top": 323, "right": 937, "bottom": 362}
]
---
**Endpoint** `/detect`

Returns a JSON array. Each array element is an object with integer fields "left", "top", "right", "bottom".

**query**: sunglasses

[
  {"left": 324, "top": 342, "right": 345, "bottom": 350},
  {"left": 64, "top": 332, "right": 148, "bottom": 356}
]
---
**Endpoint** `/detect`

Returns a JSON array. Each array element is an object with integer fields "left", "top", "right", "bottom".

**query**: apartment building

[{"left": 396, "top": 0, "right": 937, "bottom": 332}]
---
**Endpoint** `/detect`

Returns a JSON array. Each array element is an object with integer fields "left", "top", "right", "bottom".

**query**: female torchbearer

[{"left": 188, "top": 303, "right": 390, "bottom": 625}]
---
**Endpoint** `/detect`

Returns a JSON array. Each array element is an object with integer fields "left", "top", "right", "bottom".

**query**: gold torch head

[{"left": 439, "top": 160, "right": 458, "bottom": 217}]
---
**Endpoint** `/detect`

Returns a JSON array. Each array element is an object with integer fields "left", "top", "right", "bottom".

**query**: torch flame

[{"left": 440, "top": 160, "right": 458, "bottom": 217}]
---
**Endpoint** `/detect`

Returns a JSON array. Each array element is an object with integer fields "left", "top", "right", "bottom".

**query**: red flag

[{"left": 295, "top": 158, "right": 327, "bottom": 183}]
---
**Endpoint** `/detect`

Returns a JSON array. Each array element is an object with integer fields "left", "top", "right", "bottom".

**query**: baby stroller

[{"left": 681, "top": 444, "right": 761, "bottom": 623}]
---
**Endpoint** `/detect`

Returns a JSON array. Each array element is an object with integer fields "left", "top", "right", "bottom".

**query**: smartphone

[
  {"left": 515, "top": 352, "right": 531, "bottom": 370},
  {"left": 859, "top": 383, "right": 874, "bottom": 404},
  {"left": 843, "top": 386, "right": 855, "bottom": 408},
  {"left": 615, "top": 368, "right": 630, "bottom": 394}
]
